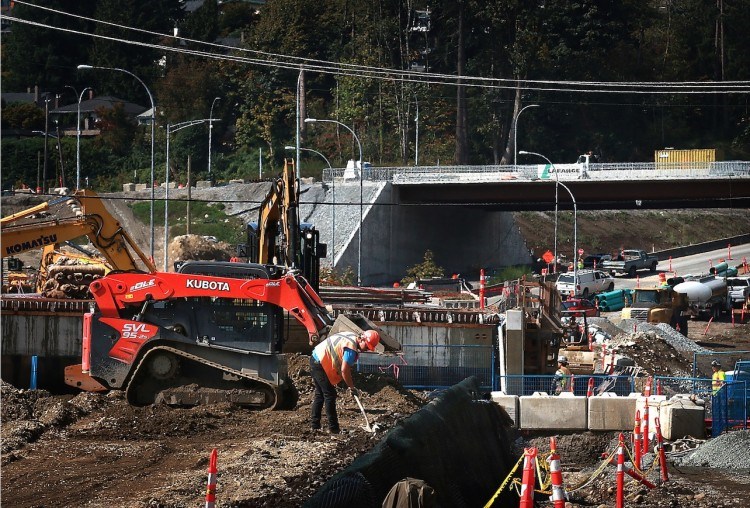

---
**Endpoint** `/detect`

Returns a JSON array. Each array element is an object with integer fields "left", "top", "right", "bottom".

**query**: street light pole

[
  {"left": 305, "top": 118, "right": 363, "bottom": 286},
  {"left": 285, "top": 145, "right": 335, "bottom": 264},
  {"left": 520, "top": 150, "right": 577, "bottom": 288},
  {"left": 165, "top": 119, "right": 214, "bottom": 271},
  {"left": 78, "top": 64, "right": 156, "bottom": 262},
  {"left": 208, "top": 97, "right": 220, "bottom": 179},
  {"left": 74, "top": 87, "right": 92, "bottom": 190},
  {"left": 414, "top": 93, "right": 419, "bottom": 166},
  {"left": 513, "top": 104, "right": 539, "bottom": 167}
]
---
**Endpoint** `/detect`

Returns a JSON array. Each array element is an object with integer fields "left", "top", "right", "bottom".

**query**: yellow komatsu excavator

[{"left": 1, "top": 190, "right": 156, "bottom": 296}]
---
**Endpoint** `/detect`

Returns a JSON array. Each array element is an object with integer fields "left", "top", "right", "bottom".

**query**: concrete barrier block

[
  {"left": 588, "top": 393, "right": 639, "bottom": 430},
  {"left": 122, "top": 183, "right": 136, "bottom": 192},
  {"left": 519, "top": 392, "right": 587, "bottom": 430},
  {"left": 659, "top": 396, "right": 705, "bottom": 440},
  {"left": 135, "top": 183, "right": 148, "bottom": 191},
  {"left": 636, "top": 395, "right": 667, "bottom": 430},
  {"left": 196, "top": 180, "right": 213, "bottom": 188},
  {"left": 229, "top": 179, "right": 245, "bottom": 184},
  {"left": 490, "top": 392, "right": 519, "bottom": 428}
]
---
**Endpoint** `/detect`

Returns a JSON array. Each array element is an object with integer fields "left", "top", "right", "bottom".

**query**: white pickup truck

[{"left": 727, "top": 277, "right": 750, "bottom": 308}]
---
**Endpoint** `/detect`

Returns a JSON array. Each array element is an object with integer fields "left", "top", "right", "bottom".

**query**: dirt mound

[
  {"left": 0, "top": 355, "right": 429, "bottom": 507},
  {"left": 169, "top": 234, "right": 234, "bottom": 264}
]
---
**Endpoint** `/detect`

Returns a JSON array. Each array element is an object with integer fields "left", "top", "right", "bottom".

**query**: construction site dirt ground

[{"left": 2, "top": 318, "right": 750, "bottom": 508}]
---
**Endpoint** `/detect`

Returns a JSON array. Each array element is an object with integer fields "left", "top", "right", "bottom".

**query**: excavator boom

[{"left": 1, "top": 190, "right": 155, "bottom": 273}]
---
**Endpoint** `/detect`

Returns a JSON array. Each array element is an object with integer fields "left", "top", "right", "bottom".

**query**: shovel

[{"left": 352, "top": 393, "right": 375, "bottom": 433}]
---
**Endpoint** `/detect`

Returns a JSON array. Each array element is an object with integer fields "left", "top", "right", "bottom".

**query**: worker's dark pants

[{"left": 310, "top": 357, "right": 339, "bottom": 432}]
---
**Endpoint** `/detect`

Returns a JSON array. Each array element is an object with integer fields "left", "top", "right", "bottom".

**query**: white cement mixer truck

[{"left": 673, "top": 275, "right": 728, "bottom": 320}]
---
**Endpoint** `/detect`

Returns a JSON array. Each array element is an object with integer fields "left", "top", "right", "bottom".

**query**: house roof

[{"left": 50, "top": 96, "right": 148, "bottom": 116}]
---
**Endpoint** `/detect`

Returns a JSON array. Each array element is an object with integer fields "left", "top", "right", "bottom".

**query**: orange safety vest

[{"left": 313, "top": 332, "right": 359, "bottom": 385}]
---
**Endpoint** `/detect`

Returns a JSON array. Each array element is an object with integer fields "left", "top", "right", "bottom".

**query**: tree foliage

[{"left": 2, "top": 0, "right": 750, "bottom": 192}]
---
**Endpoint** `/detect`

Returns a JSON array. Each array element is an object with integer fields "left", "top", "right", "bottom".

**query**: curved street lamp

[
  {"left": 285, "top": 145, "right": 336, "bottom": 265},
  {"left": 304, "top": 118, "right": 364, "bottom": 286},
  {"left": 74, "top": 87, "right": 93, "bottom": 189},
  {"left": 520, "top": 150, "right": 577, "bottom": 287},
  {"left": 164, "top": 118, "right": 214, "bottom": 270},
  {"left": 78, "top": 64, "right": 156, "bottom": 262},
  {"left": 513, "top": 104, "right": 539, "bottom": 166}
]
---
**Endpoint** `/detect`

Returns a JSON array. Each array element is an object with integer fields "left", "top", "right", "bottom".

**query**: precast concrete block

[
  {"left": 635, "top": 395, "right": 668, "bottom": 431},
  {"left": 135, "top": 183, "right": 148, "bottom": 191},
  {"left": 658, "top": 395, "right": 705, "bottom": 440},
  {"left": 490, "top": 392, "right": 519, "bottom": 428},
  {"left": 122, "top": 183, "right": 136, "bottom": 192},
  {"left": 588, "top": 392, "right": 640, "bottom": 431},
  {"left": 519, "top": 391, "right": 587, "bottom": 430},
  {"left": 196, "top": 180, "right": 213, "bottom": 188}
]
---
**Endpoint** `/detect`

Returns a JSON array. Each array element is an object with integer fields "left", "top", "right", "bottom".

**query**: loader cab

[{"left": 172, "top": 261, "right": 285, "bottom": 352}]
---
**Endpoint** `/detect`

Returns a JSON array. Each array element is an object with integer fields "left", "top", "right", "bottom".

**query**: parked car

[
  {"left": 727, "top": 277, "right": 750, "bottom": 308},
  {"left": 601, "top": 249, "right": 658, "bottom": 277},
  {"left": 561, "top": 298, "right": 600, "bottom": 318},
  {"left": 556, "top": 269, "right": 615, "bottom": 298},
  {"left": 582, "top": 253, "right": 612, "bottom": 269}
]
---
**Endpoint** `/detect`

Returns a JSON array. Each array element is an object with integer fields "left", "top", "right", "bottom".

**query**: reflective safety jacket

[
  {"left": 313, "top": 332, "right": 359, "bottom": 385},
  {"left": 712, "top": 370, "right": 726, "bottom": 395}
]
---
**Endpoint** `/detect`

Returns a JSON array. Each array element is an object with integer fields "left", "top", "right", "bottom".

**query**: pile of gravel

[
  {"left": 618, "top": 319, "right": 710, "bottom": 353},
  {"left": 675, "top": 430, "right": 750, "bottom": 469}
]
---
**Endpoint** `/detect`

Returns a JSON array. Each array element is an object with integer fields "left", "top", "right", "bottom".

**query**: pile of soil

[{"left": 1, "top": 354, "right": 428, "bottom": 508}]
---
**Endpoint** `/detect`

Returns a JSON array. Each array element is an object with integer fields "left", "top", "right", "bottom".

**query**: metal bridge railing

[{"left": 322, "top": 161, "right": 750, "bottom": 184}]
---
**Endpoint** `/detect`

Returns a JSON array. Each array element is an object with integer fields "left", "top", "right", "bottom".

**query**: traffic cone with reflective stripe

[
  {"left": 642, "top": 403, "right": 650, "bottom": 456},
  {"left": 633, "top": 410, "right": 642, "bottom": 471},
  {"left": 587, "top": 377, "right": 595, "bottom": 397},
  {"left": 519, "top": 448, "right": 537, "bottom": 508},
  {"left": 205, "top": 448, "right": 218, "bottom": 508},
  {"left": 644, "top": 376, "right": 653, "bottom": 397},
  {"left": 655, "top": 418, "right": 669, "bottom": 482},
  {"left": 547, "top": 438, "right": 566, "bottom": 508},
  {"left": 616, "top": 434, "right": 625, "bottom": 508}
]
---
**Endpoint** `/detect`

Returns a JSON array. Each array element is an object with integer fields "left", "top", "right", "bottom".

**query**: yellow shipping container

[{"left": 654, "top": 148, "right": 716, "bottom": 167}]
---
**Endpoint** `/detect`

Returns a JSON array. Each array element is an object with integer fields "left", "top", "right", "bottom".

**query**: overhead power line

[{"left": 7, "top": 2, "right": 750, "bottom": 95}]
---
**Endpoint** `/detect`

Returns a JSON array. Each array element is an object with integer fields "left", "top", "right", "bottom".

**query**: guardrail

[{"left": 322, "top": 161, "right": 750, "bottom": 184}]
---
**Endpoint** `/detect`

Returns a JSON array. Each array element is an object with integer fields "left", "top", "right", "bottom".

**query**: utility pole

[
  {"left": 187, "top": 155, "right": 191, "bottom": 235},
  {"left": 42, "top": 97, "right": 50, "bottom": 194}
]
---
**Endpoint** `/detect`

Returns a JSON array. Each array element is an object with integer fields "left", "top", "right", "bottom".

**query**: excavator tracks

[{"left": 125, "top": 345, "right": 293, "bottom": 410}]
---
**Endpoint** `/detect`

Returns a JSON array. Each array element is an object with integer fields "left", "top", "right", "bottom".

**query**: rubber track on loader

[{"left": 125, "top": 345, "right": 283, "bottom": 409}]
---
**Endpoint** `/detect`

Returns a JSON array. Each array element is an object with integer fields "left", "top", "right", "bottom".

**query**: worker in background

[
  {"left": 711, "top": 360, "right": 726, "bottom": 395},
  {"left": 577, "top": 257, "right": 584, "bottom": 270},
  {"left": 568, "top": 316, "right": 582, "bottom": 343},
  {"left": 553, "top": 356, "right": 572, "bottom": 395},
  {"left": 309, "top": 329, "right": 381, "bottom": 434}
]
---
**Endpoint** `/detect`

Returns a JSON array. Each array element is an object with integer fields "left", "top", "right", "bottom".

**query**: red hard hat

[{"left": 361, "top": 330, "right": 380, "bottom": 351}]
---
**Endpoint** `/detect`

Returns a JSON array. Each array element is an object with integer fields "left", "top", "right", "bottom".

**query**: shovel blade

[{"left": 353, "top": 394, "right": 375, "bottom": 433}]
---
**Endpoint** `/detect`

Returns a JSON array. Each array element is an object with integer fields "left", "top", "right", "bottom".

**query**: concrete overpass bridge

[
  {"left": 315, "top": 161, "right": 750, "bottom": 285},
  {"left": 351, "top": 161, "right": 750, "bottom": 210}
]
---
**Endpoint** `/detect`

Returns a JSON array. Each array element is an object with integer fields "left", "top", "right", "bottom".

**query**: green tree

[
  {"left": 2, "top": 1, "right": 96, "bottom": 91},
  {"left": 401, "top": 250, "right": 445, "bottom": 285}
]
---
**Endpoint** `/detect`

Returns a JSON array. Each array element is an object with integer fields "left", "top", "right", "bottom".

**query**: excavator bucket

[{"left": 329, "top": 313, "right": 402, "bottom": 354}]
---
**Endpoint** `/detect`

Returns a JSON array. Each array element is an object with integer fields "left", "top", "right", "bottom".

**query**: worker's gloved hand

[{"left": 349, "top": 387, "right": 360, "bottom": 398}]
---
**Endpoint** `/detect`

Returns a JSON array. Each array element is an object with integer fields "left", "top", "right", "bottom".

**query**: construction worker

[
  {"left": 711, "top": 360, "right": 726, "bottom": 395},
  {"left": 553, "top": 356, "right": 572, "bottom": 395},
  {"left": 309, "top": 329, "right": 381, "bottom": 434}
]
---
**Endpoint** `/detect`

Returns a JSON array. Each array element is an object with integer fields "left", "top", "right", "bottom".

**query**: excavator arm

[
  {"left": 89, "top": 270, "right": 333, "bottom": 343},
  {"left": 1, "top": 190, "right": 155, "bottom": 273},
  {"left": 257, "top": 159, "right": 300, "bottom": 268}
]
